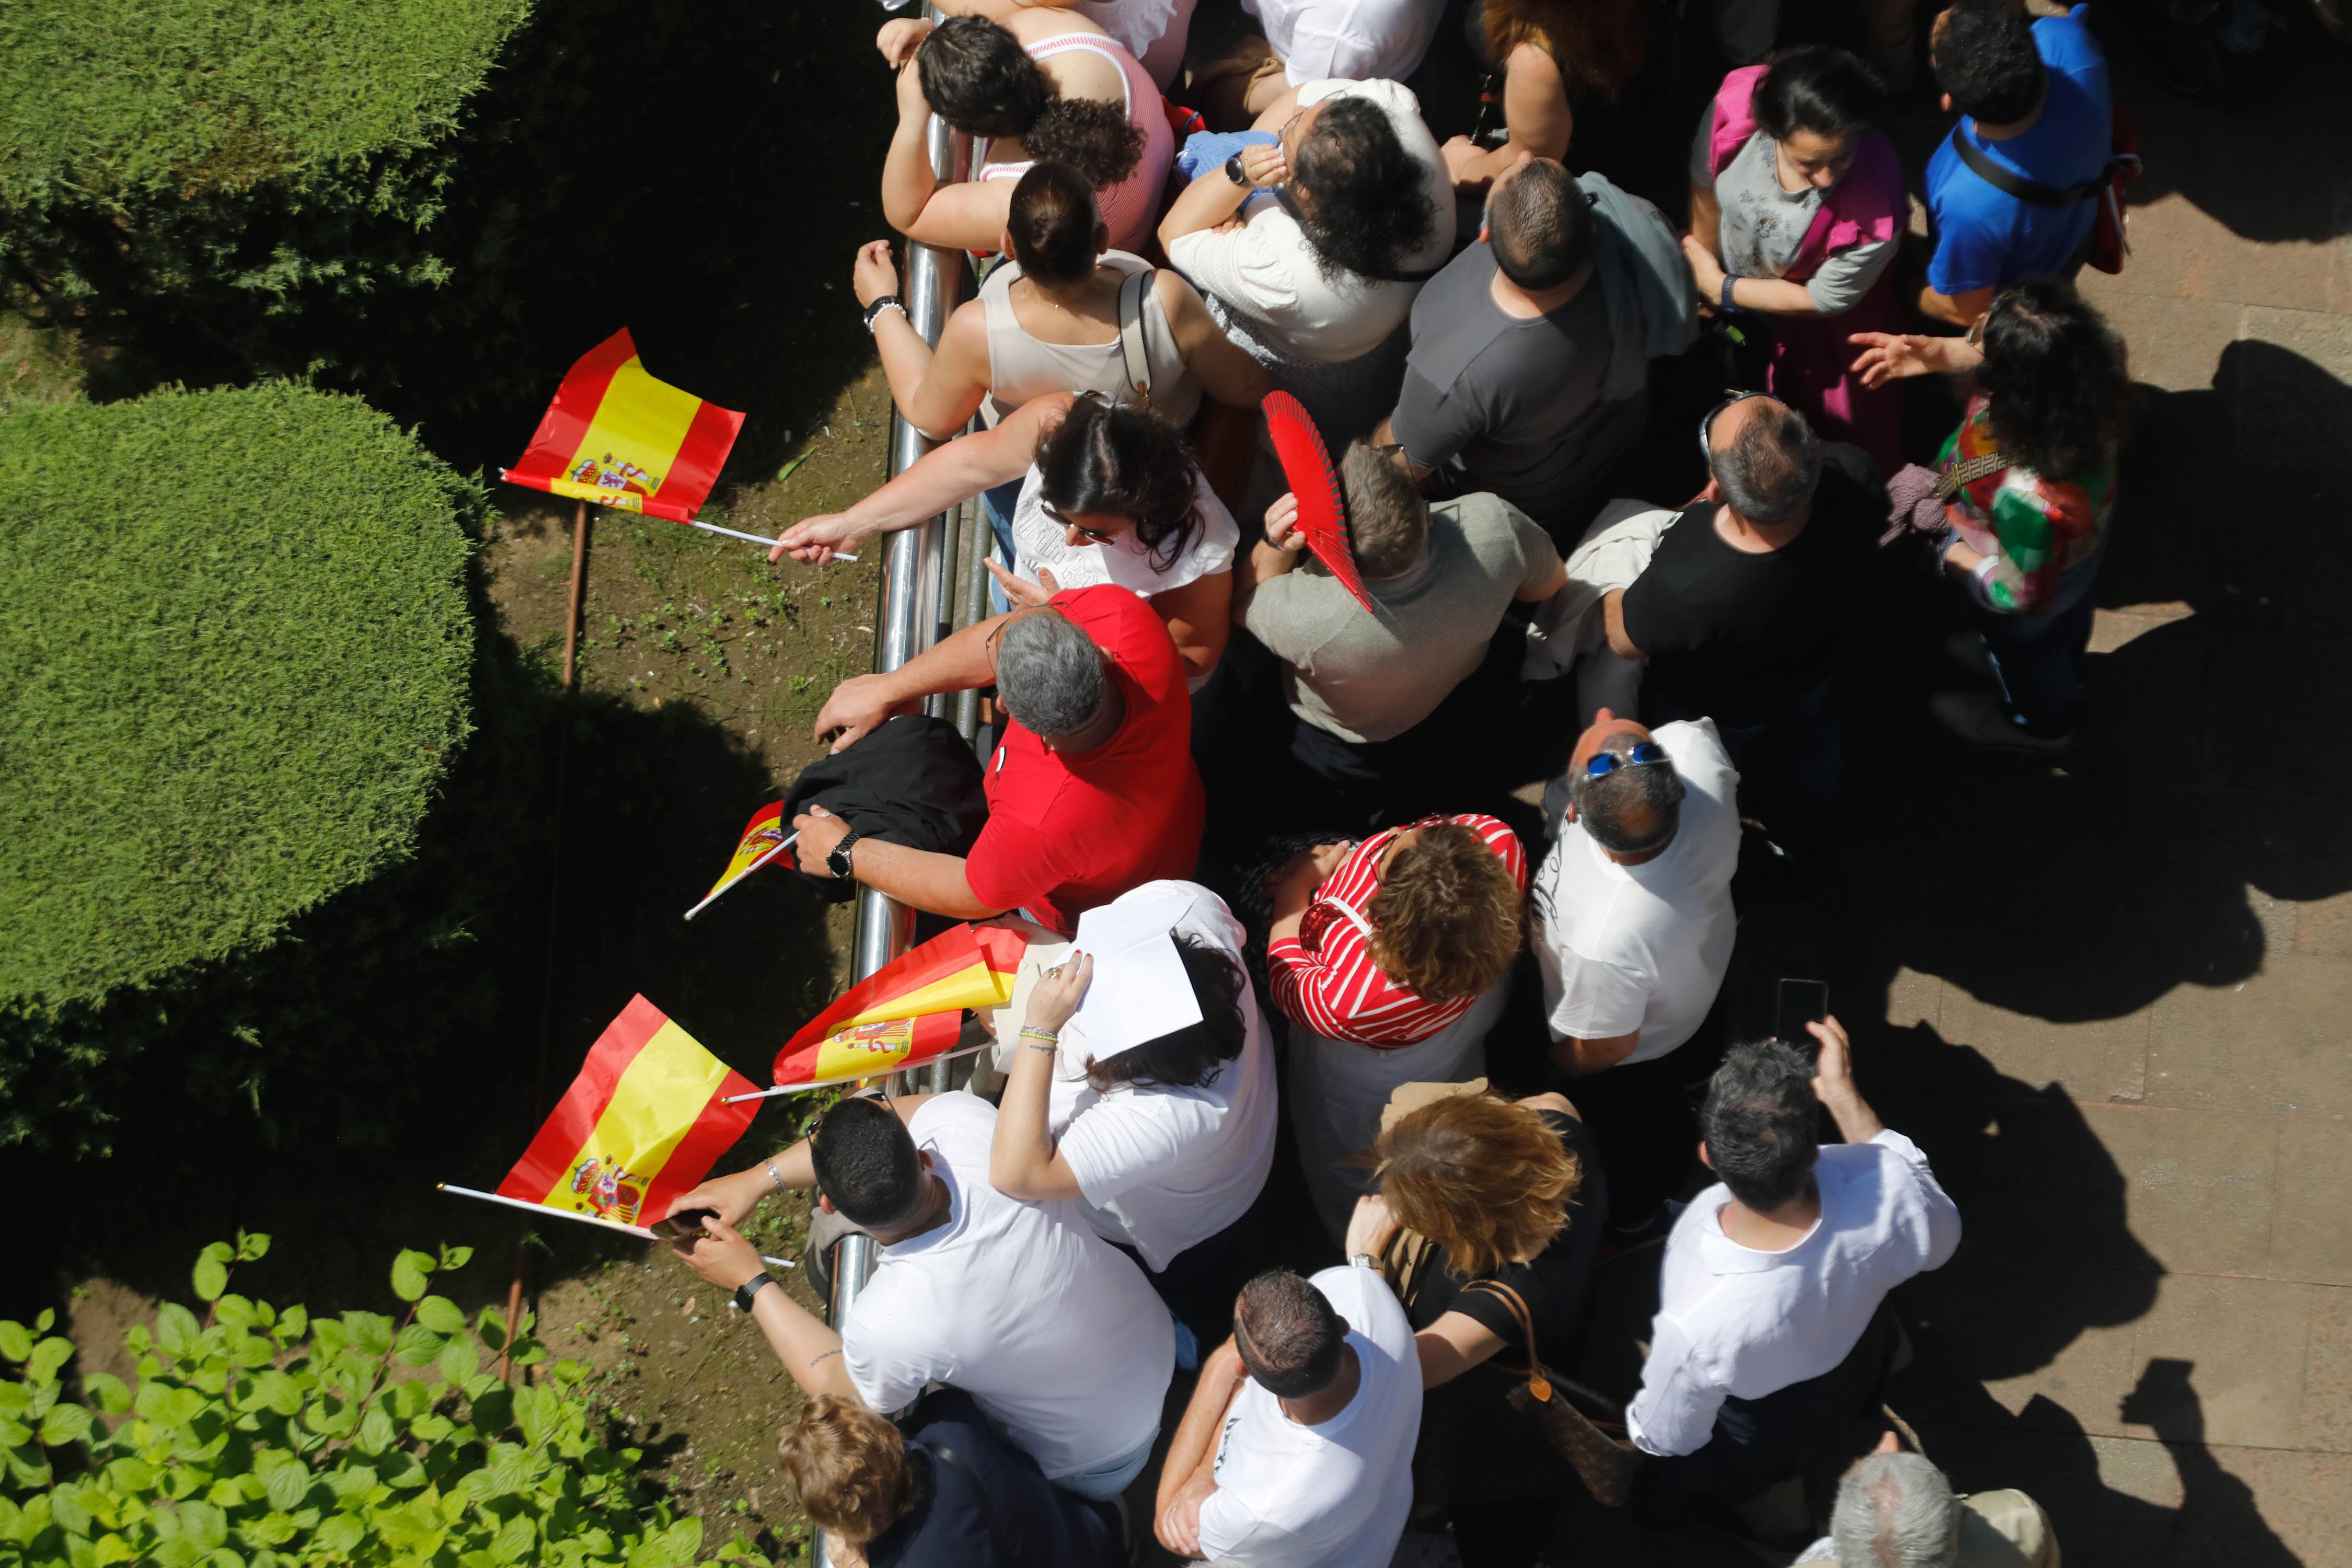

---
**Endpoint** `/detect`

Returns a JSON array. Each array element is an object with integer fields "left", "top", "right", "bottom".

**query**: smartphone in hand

[
  {"left": 1775, "top": 979, "right": 1829, "bottom": 1063},
  {"left": 650, "top": 1208, "right": 717, "bottom": 1242}
]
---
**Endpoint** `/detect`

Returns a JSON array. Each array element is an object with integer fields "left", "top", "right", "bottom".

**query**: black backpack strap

[{"left": 1950, "top": 128, "right": 2113, "bottom": 207}]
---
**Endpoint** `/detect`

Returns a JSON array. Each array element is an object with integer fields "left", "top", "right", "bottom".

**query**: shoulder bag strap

[
  {"left": 1116, "top": 267, "right": 1156, "bottom": 409},
  {"left": 1933, "top": 449, "right": 2011, "bottom": 501},
  {"left": 1461, "top": 1279, "right": 1552, "bottom": 1402},
  {"left": 1950, "top": 128, "right": 2108, "bottom": 207}
]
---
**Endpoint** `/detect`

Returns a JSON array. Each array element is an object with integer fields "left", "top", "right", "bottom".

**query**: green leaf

[
  {"left": 41, "top": 1402, "right": 94, "bottom": 1446},
  {"left": 179, "top": 1498, "right": 228, "bottom": 1551},
  {"left": 28, "top": 1337, "right": 75, "bottom": 1385},
  {"left": 83, "top": 1373, "right": 132, "bottom": 1416},
  {"left": 393, "top": 1325, "right": 447, "bottom": 1368},
  {"left": 236, "top": 1233, "right": 271, "bottom": 1263},
  {"left": 0, "top": 1321, "right": 29, "bottom": 1363},
  {"left": 414, "top": 1296, "right": 466, "bottom": 1336},
  {"left": 389, "top": 1251, "right": 435, "bottom": 1304},
  {"left": 33, "top": 1309, "right": 54, "bottom": 1334},
  {"left": 155, "top": 1304, "right": 202, "bottom": 1360},
  {"left": 355, "top": 1404, "right": 396, "bottom": 1455},
  {"left": 50, "top": 1481, "right": 92, "bottom": 1535},
  {"left": 274, "top": 1305, "right": 308, "bottom": 1345},
  {"left": 437, "top": 1244, "right": 474, "bottom": 1272},
  {"left": 313, "top": 1513, "right": 364, "bottom": 1555},
  {"left": 436, "top": 1335, "right": 478, "bottom": 1385},
  {"left": 627, "top": 1515, "right": 703, "bottom": 1568},
  {"left": 192, "top": 1243, "right": 234, "bottom": 1304},
  {"left": 262, "top": 1459, "right": 309, "bottom": 1513},
  {"left": 490, "top": 1514, "right": 535, "bottom": 1564}
]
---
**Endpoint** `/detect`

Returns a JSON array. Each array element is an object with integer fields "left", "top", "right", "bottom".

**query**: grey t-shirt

[
  {"left": 1236, "top": 491, "right": 1561, "bottom": 743},
  {"left": 1389, "top": 243, "right": 1645, "bottom": 533},
  {"left": 1688, "top": 119, "right": 1897, "bottom": 315}
]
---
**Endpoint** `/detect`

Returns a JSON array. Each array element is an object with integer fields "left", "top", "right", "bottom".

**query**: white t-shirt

[
  {"left": 1086, "top": 0, "right": 1197, "bottom": 88},
  {"left": 1195, "top": 1265, "right": 1422, "bottom": 1568},
  {"left": 1044, "top": 882, "right": 1278, "bottom": 1271},
  {"left": 1166, "top": 79, "right": 1454, "bottom": 364},
  {"left": 1528, "top": 719, "right": 1741, "bottom": 1063},
  {"left": 1009, "top": 462, "right": 1239, "bottom": 599},
  {"left": 841, "top": 1093, "right": 1174, "bottom": 1480},
  {"left": 1243, "top": 0, "right": 1445, "bottom": 85}
]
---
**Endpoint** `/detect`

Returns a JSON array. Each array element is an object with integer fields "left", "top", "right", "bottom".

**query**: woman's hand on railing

[
  {"left": 853, "top": 240, "right": 903, "bottom": 309},
  {"left": 877, "top": 16, "right": 933, "bottom": 67}
]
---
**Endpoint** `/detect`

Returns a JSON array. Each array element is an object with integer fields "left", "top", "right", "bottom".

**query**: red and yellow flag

[
  {"left": 501, "top": 329, "right": 744, "bottom": 524},
  {"left": 685, "top": 802, "right": 792, "bottom": 919},
  {"left": 773, "top": 924, "right": 1028, "bottom": 1091},
  {"left": 499, "top": 996, "right": 759, "bottom": 1228}
]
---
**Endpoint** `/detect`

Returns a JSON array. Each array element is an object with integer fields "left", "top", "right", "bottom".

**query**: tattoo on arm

[{"left": 808, "top": 1350, "right": 842, "bottom": 1367}]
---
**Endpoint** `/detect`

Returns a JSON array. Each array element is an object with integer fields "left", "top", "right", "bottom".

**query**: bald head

[{"left": 1707, "top": 396, "right": 1821, "bottom": 526}]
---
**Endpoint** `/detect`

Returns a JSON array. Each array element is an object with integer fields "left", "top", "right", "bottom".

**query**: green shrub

[
  {"left": 0, "top": 1, "right": 532, "bottom": 396},
  {"left": 0, "top": 1233, "right": 769, "bottom": 1567},
  {"left": 0, "top": 383, "right": 476, "bottom": 1147}
]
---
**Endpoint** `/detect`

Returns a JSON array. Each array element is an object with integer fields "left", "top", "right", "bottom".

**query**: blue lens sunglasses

[{"left": 1582, "top": 741, "right": 1670, "bottom": 779}]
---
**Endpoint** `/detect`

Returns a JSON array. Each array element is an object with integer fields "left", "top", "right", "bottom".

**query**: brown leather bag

[{"left": 1459, "top": 1279, "right": 1645, "bottom": 1508}]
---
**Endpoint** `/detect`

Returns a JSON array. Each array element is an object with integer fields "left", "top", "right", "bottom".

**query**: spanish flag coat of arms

[{"left": 501, "top": 329, "right": 744, "bottom": 523}]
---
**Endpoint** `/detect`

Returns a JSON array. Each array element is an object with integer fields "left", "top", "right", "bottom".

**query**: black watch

[
  {"left": 733, "top": 1273, "right": 776, "bottom": 1313},
  {"left": 827, "top": 827, "right": 862, "bottom": 880},
  {"left": 1224, "top": 152, "right": 1251, "bottom": 188}
]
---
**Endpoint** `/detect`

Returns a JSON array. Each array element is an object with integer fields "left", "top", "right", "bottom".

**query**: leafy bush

[
  {"left": 0, "top": 384, "right": 476, "bottom": 1148},
  {"left": 0, "top": 1235, "right": 766, "bottom": 1567}
]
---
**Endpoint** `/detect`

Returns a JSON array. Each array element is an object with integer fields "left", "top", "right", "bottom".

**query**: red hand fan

[{"left": 1262, "top": 392, "right": 1374, "bottom": 613}]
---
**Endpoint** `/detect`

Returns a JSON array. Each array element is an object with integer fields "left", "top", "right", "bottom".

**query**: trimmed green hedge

[{"left": 0, "top": 384, "right": 476, "bottom": 1144}]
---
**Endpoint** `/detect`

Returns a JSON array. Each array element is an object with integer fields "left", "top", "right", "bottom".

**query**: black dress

[{"left": 1404, "top": 1108, "right": 1609, "bottom": 1568}]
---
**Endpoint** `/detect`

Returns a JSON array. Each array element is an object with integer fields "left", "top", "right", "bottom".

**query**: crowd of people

[{"left": 663, "top": 0, "right": 2136, "bottom": 1561}]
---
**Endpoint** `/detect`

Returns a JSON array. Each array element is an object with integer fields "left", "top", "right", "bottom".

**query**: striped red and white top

[{"left": 1265, "top": 814, "right": 1527, "bottom": 1047}]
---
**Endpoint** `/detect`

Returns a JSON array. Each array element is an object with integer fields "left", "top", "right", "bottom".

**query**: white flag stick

[
  {"left": 435, "top": 1184, "right": 794, "bottom": 1267},
  {"left": 719, "top": 1038, "right": 999, "bottom": 1104},
  {"left": 687, "top": 518, "right": 855, "bottom": 561},
  {"left": 683, "top": 830, "right": 799, "bottom": 921}
]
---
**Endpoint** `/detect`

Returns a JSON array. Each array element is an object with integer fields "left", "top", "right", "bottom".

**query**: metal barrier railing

[{"left": 814, "top": 25, "right": 983, "bottom": 1565}]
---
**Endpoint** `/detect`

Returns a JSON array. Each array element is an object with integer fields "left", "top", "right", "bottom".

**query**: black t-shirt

[
  {"left": 866, "top": 1390, "right": 1121, "bottom": 1568},
  {"left": 1618, "top": 466, "right": 1878, "bottom": 728},
  {"left": 1406, "top": 1110, "right": 1608, "bottom": 1375}
]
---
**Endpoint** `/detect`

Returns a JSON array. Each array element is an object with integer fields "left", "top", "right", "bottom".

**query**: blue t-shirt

[{"left": 1923, "top": 5, "right": 2112, "bottom": 296}]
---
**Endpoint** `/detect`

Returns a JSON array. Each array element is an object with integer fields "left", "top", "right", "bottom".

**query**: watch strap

[
  {"left": 828, "top": 827, "right": 862, "bottom": 879},
  {"left": 1224, "top": 152, "right": 1249, "bottom": 188},
  {"left": 733, "top": 1273, "right": 776, "bottom": 1312}
]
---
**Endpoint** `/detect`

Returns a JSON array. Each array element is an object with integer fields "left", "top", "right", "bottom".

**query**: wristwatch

[
  {"left": 1350, "top": 1252, "right": 1379, "bottom": 1271},
  {"left": 1224, "top": 152, "right": 1251, "bottom": 188},
  {"left": 862, "top": 294, "right": 906, "bottom": 333},
  {"left": 734, "top": 1273, "right": 776, "bottom": 1312},
  {"left": 827, "top": 827, "right": 862, "bottom": 880}
]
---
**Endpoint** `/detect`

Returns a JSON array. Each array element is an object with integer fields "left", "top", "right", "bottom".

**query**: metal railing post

[{"left": 814, "top": 25, "right": 968, "bottom": 1568}]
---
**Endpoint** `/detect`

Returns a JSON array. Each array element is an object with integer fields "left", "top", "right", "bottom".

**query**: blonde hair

[
  {"left": 778, "top": 1395, "right": 918, "bottom": 1544},
  {"left": 1366, "top": 822, "right": 1523, "bottom": 1002},
  {"left": 1482, "top": 0, "right": 1652, "bottom": 101},
  {"left": 1375, "top": 1092, "right": 1582, "bottom": 1279}
]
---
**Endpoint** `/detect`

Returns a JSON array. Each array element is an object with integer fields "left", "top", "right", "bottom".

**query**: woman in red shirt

[{"left": 1262, "top": 814, "right": 1527, "bottom": 1242}]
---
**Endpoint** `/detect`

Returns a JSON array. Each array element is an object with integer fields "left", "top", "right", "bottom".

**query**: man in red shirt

[{"left": 792, "top": 587, "right": 1205, "bottom": 934}]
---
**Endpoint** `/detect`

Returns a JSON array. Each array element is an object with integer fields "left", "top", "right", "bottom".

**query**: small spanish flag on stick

[
  {"left": 726, "top": 924, "right": 1030, "bottom": 1102},
  {"left": 684, "top": 802, "right": 797, "bottom": 920},
  {"left": 441, "top": 996, "right": 760, "bottom": 1238},
  {"left": 501, "top": 329, "right": 785, "bottom": 552}
]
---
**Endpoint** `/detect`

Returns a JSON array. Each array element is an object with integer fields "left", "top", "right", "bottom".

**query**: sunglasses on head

[
  {"left": 1582, "top": 740, "right": 1669, "bottom": 779},
  {"left": 1697, "top": 389, "right": 1768, "bottom": 462},
  {"left": 1041, "top": 500, "right": 1119, "bottom": 544}
]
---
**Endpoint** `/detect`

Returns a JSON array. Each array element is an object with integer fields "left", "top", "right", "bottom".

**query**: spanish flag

[
  {"left": 501, "top": 329, "right": 745, "bottom": 524},
  {"left": 772, "top": 924, "right": 1028, "bottom": 1091},
  {"left": 685, "top": 801, "right": 792, "bottom": 919},
  {"left": 498, "top": 997, "right": 759, "bottom": 1228}
]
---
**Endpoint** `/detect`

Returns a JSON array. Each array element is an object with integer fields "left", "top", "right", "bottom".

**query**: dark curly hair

[
  {"left": 1754, "top": 45, "right": 1883, "bottom": 146},
  {"left": 917, "top": 17, "right": 1143, "bottom": 188},
  {"left": 1032, "top": 393, "right": 1202, "bottom": 571},
  {"left": 1290, "top": 97, "right": 1437, "bottom": 284},
  {"left": 1978, "top": 276, "right": 2131, "bottom": 483},
  {"left": 1085, "top": 937, "right": 1249, "bottom": 1092}
]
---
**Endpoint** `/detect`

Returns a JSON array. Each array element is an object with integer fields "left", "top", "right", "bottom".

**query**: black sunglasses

[
  {"left": 1041, "top": 500, "right": 1119, "bottom": 544},
  {"left": 1697, "top": 390, "right": 1767, "bottom": 462}
]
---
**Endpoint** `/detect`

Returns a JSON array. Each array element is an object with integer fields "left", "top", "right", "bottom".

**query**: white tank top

[{"left": 979, "top": 251, "right": 1202, "bottom": 430}]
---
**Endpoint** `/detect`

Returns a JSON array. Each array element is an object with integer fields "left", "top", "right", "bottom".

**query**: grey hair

[
  {"left": 1571, "top": 731, "right": 1685, "bottom": 855},
  {"left": 1338, "top": 440, "right": 1428, "bottom": 579},
  {"left": 1829, "top": 1452, "right": 1963, "bottom": 1568},
  {"left": 1710, "top": 398, "right": 1822, "bottom": 525},
  {"left": 996, "top": 610, "right": 1108, "bottom": 739}
]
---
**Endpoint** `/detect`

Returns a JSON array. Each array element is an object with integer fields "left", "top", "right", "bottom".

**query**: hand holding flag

[{"left": 684, "top": 802, "right": 798, "bottom": 920}]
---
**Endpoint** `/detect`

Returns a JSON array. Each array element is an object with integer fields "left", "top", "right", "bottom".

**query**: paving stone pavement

[{"left": 1786, "top": 33, "right": 2352, "bottom": 1568}]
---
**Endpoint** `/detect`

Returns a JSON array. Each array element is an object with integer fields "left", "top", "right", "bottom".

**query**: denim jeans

[
  {"left": 1975, "top": 590, "right": 2097, "bottom": 739},
  {"left": 1049, "top": 1428, "right": 1158, "bottom": 1500}
]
